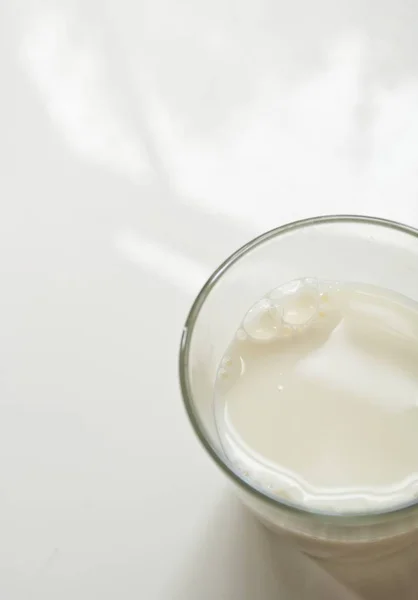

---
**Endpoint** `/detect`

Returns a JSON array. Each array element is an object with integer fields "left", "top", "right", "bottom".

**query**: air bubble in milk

[
  {"left": 241, "top": 278, "right": 331, "bottom": 341},
  {"left": 222, "top": 356, "right": 233, "bottom": 367},
  {"left": 242, "top": 297, "right": 280, "bottom": 342},
  {"left": 216, "top": 350, "right": 243, "bottom": 391},
  {"left": 268, "top": 277, "right": 320, "bottom": 330}
]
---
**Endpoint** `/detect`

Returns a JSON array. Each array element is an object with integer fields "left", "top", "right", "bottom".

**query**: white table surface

[{"left": 2, "top": 1, "right": 418, "bottom": 598}]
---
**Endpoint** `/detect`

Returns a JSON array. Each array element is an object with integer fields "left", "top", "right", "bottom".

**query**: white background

[{"left": 1, "top": 0, "right": 418, "bottom": 598}]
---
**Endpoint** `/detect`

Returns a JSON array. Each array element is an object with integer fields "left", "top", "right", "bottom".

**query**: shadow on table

[{"left": 170, "top": 493, "right": 358, "bottom": 600}]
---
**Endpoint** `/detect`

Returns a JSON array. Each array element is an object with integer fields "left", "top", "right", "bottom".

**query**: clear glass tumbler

[{"left": 179, "top": 216, "right": 418, "bottom": 597}]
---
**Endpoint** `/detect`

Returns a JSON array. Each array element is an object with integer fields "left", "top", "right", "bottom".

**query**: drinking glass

[{"left": 179, "top": 216, "right": 418, "bottom": 597}]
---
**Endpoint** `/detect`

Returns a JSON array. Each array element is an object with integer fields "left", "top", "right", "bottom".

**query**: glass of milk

[{"left": 179, "top": 216, "right": 418, "bottom": 597}]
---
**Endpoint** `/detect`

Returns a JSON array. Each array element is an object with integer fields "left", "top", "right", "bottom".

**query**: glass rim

[{"left": 179, "top": 214, "right": 418, "bottom": 522}]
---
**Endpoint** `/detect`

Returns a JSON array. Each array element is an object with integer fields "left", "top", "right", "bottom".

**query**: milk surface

[{"left": 215, "top": 279, "right": 418, "bottom": 514}]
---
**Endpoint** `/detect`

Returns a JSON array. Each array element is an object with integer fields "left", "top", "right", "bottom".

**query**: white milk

[{"left": 214, "top": 279, "right": 418, "bottom": 515}]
